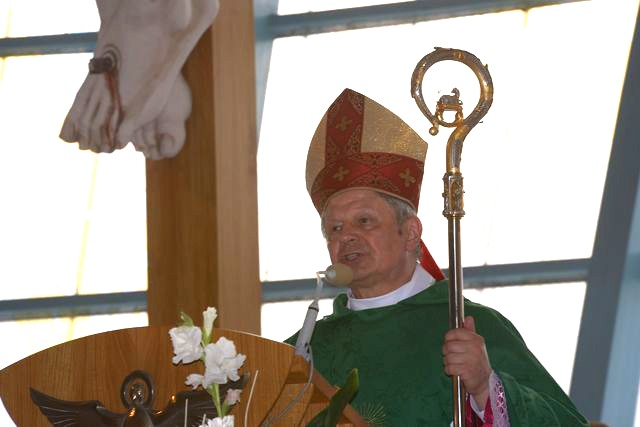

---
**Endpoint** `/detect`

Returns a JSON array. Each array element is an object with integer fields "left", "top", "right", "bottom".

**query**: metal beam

[
  {"left": 0, "top": 32, "right": 96, "bottom": 57},
  {"left": 459, "top": 258, "right": 589, "bottom": 287},
  {"left": 265, "top": 0, "right": 588, "bottom": 38},
  {"left": 570, "top": 13, "right": 640, "bottom": 426},
  {"left": 261, "top": 258, "right": 589, "bottom": 302},
  {"left": 254, "top": 0, "right": 280, "bottom": 138},
  {"left": 0, "top": 292, "right": 147, "bottom": 322},
  {"left": 0, "top": 258, "right": 589, "bottom": 319},
  {"left": 0, "top": 0, "right": 590, "bottom": 58}
]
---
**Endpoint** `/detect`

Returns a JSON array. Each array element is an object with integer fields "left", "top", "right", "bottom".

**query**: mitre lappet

[{"left": 305, "top": 88, "right": 444, "bottom": 281}]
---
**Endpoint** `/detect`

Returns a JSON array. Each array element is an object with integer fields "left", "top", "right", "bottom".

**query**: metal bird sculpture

[{"left": 30, "top": 370, "right": 249, "bottom": 427}]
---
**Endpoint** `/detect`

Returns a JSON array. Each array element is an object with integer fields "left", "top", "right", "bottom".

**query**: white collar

[{"left": 347, "top": 264, "right": 435, "bottom": 311}]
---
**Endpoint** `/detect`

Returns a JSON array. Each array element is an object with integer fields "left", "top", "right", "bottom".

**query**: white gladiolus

[
  {"left": 224, "top": 389, "right": 242, "bottom": 406},
  {"left": 201, "top": 415, "right": 235, "bottom": 427},
  {"left": 169, "top": 325, "right": 203, "bottom": 364},
  {"left": 185, "top": 373, "right": 205, "bottom": 389},
  {"left": 203, "top": 307, "right": 217, "bottom": 339},
  {"left": 202, "top": 337, "right": 247, "bottom": 387},
  {"left": 172, "top": 307, "right": 246, "bottom": 423}
]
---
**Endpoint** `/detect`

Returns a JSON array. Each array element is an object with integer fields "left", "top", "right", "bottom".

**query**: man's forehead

[{"left": 323, "top": 189, "right": 387, "bottom": 216}]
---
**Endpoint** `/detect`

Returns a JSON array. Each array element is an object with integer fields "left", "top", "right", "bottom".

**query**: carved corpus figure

[{"left": 60, "top": 0, "right": 220, "bottom": 160}]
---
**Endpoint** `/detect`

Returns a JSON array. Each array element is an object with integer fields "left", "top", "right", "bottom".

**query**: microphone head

[{"left": 325, "top": 263, "right": 353, "bottom": 287}]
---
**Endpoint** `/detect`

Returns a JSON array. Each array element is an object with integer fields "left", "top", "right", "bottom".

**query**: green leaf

[
  {"left": 306, "top": 368, "right": 359, "bottom": 427},
  {"left": 179, "top": 311, "right": 194, "bottom": 327}
]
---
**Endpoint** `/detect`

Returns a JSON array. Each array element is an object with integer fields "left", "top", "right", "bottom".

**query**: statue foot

[
  {"left": 132, "top": 73, "right": 191, "bottom": 160},
  {"left": 59, "top": 0, "right": 219, "bottom": 158}
]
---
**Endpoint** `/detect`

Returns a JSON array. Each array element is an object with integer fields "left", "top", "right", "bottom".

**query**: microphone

[
  {"left": 322, "top": 263, "right": 354, "bottom": 287},
  {"left": 294, "top": 263, "right": 354, "bottom": 360}
]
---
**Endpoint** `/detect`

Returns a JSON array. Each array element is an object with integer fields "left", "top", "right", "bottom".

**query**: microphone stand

[
  {"left": 411, "top": 47, "right": 493, "bottom": 427},
  {"left": 294, "top": 272, "right": 325, "bottom": 361},
  {"left": 264, "top": 274, "right": 325, "bottom": 426},
  {"left": 293, "top": 263, "right": 352, "bottom": 360}
]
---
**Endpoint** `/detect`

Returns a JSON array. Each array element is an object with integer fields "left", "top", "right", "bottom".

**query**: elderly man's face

[{"left": 323, "top": 189, "right": 421, "bottom": 298}]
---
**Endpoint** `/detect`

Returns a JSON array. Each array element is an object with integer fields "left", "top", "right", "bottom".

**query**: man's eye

[
  {"left": 358, "top": 217, "right": 370, "bottom": 225},
  {"left": 332, "top": 225, "right": 342, "bottom": 232}
]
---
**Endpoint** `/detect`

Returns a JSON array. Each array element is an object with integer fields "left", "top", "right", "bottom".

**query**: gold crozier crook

[{"left": 411, "top": 47, "right": 494, "bottom": 427}]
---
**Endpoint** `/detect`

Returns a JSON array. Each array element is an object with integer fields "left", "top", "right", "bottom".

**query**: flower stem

[{"left": 209, "top": 384, "right": 224, "bottom": 417}]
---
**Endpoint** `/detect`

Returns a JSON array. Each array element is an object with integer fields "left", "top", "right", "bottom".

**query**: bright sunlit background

[{"left": 1, "top": 0, "right": 639, "bottom": 425}]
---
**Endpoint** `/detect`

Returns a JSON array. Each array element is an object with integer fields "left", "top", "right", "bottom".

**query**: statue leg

[
  {"left": 59, "top": 0, "right": 219, "bottom": 158},
  {"left": 60, "top": 0, "right": 122, "bottom": 152}
]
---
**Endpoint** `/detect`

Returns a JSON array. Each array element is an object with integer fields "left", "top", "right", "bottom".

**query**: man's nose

[{"left": 338, "top": 224, "right": 358, "bottom": 243}]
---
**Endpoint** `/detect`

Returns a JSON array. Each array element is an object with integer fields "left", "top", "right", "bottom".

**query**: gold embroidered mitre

[{"left": 306, "top": 88, "right": 428, "bottom": 213}]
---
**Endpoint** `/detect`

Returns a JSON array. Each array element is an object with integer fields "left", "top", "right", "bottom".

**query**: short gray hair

[
  {"left": 378, "top": 193, "right": 422, "bottom": 259},
  {"left": 377, "top": 193, "right": 417, "bottom": 227}
]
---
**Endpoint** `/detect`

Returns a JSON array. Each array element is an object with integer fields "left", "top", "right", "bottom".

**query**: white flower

[
  {"left": 203, "top": 307, "right": 217, "bottom": 338},
  {"left": 201, "top": 415, "right": 235, "bottom": 427},
  {"left": 169, "top": 326, "right": 203, "bottom": 364},
  {"left": 202, "top": 337, "right": 247, "bottom": 387},
  {"left": 224, "top": 389, "right": 242, "bottom": 406},
  {"left": 185, "top": 373, "right": 205, "bottom": 389}
]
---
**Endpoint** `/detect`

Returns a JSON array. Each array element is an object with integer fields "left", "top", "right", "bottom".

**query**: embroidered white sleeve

[{"left": 490, "top": 371, "right": 510, "bottom": 427}]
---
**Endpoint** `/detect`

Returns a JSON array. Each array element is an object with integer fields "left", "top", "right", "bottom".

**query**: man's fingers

[
  {"left": 443, "top": 341, "right": 476, "bottom": 355},
  {"left": 443, "top": 344, "right": 484, "bottom": 367},
  {"left": 444, "top": 358, "right": 476, "bottom": 377},
  {"left": 444, "top": 352, "right": 473, "bottom": 365},
  {"left": 444, "top": 326, "right": 478, "bottom": 342},
  {"left": 442, "top": 316, "right": 492, "bottom": 399},
  {"left": 464, "top": 316, "right": 476, "bottom": 332}
]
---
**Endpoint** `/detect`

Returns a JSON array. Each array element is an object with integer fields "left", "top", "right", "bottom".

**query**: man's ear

[{"left": 403, "top": 216, "right": 422, "bottom": 251}]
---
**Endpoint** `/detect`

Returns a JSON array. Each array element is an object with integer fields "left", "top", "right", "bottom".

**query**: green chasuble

[{"left": 286, "top": 280, "right": 588, "bottom": 426}]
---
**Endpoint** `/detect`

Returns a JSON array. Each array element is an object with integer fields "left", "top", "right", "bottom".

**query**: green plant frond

[
  {"left": 180, "top": 311, "right": 195, "bottom": 327},
  {"left": 306, "top": 368, "right": 359, "bottom": 427}
]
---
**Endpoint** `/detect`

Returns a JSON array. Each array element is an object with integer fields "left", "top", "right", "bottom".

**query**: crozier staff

[{"left": 287, "top": 88, "right": 588, "bottom": 426}]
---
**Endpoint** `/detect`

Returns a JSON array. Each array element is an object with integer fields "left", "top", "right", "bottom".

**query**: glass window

[
  {"left": 258, "top": 0, "right": 639, "bottom": 283},
  {"left": 636, "top": 388, "right": 640, "bottom": 427},
  {"left": 278, "top": 0, "right": 407, "bottom": 14},
  {"left": 465, "top": 283, "right": 586, "bottom": 392},
  {"left": 0, "top": 3, "right": 148, "bottom": 372},
  {"left": 1, "top": 0, "right": 100, "bottom": 37},
  {"left": 0, "top": 54, "right": 148, "bottom": 300},
  {"left": 262, "top": 298, "right": 334, "bottom": 342},
  {"left": 0, "top": 313, "right": 148, "bottom": 370},
  {"left": 0, "top": 400, "right": 12, "bottom": 427}
]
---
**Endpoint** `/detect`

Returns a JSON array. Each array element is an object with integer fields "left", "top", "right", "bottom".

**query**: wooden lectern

[{"left": 0, "top": 327, "right": 367, "bottom": 426}]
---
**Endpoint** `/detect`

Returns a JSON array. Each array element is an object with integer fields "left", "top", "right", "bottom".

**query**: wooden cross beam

[{"left": 146, "top": 0, "right": 261, "bottom": 333}]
